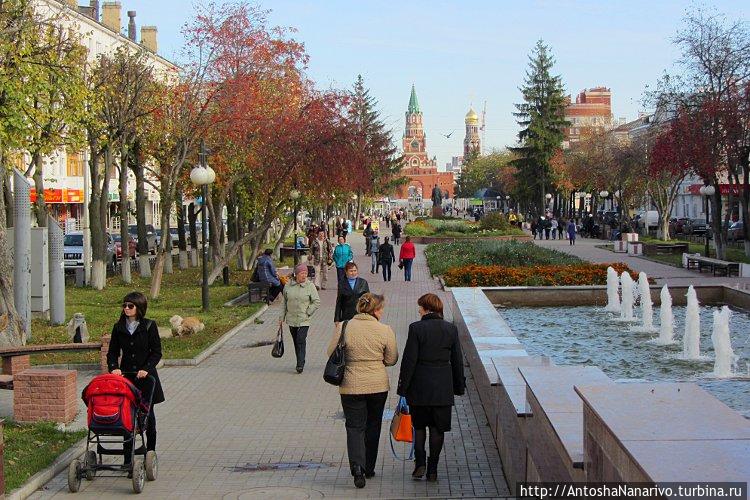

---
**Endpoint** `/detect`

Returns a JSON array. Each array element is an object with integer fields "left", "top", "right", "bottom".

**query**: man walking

[{"left": 311, "top": 229, "right": 333, "bottom": 290}]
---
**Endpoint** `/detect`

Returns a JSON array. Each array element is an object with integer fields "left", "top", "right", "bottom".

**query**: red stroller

[{"left": 68, "top": 373, "right": 158, "bottom": 493}]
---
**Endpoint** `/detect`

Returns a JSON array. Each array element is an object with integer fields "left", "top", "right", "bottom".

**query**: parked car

[
  {"left": 669, "top": 217, "right": 693, "bottom": 235},
  {"left": 155, "top": 228, "right": 180, "bottom": 248},
  {"left": 64, "top": 231, "right": 116, "bottom": 269},
  {"left": 634, "top": 210, "right": 659, "bottom": 230},
  {"left": 112, "top": 234, "right": 137, "bottom": 260},
  {"left": 128, "top": 224, "right": 157, "bottom": 254},
  {"left": 688, "top": 218, "right": 707, "bottom": 235},
  {"left": 728, "top": 221, "right": 744, "bottom": 242}
]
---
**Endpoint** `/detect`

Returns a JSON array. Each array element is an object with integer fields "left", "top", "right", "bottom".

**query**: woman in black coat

[
  {"left": 107, "top": 291, "right": 164, "bottom": 464},
  {"left": 334, "top": 262, "right": 370, "bottom": 323},
  {"left": 397, "top": 293, "right": 465, "bottom": 482},
  {"left": 378, "top": 237, "right": 396, "bottom": 282}
]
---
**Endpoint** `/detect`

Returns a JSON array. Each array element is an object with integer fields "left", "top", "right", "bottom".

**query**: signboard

[
  {"left": 30, "top": 189, "right": 63, "bottom": 203},
  {"left": 687, "top": 184, "right": 742, "bottom": 196}
]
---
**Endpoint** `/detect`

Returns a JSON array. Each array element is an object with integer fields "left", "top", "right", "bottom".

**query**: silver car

[{"left": 64, "top": 231, "right": 116, "bottom": 270}]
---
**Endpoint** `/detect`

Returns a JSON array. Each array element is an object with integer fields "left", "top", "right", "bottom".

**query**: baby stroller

[{"left": 68, "top": 373, "right": 158, "bottom": 493}]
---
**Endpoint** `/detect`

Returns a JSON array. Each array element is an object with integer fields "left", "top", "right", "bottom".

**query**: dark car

[
  {"left": 688, "top": 218, "right": 707, "bottom": 235},
  {"left": 728, "top": 221, "right": 744, "bottom": 242},
  {"left": 128, "top": 224, "right": 157, "bottom": 254},
  {"left": 670, "top": 217, "right": 693, "bottom": 235}
]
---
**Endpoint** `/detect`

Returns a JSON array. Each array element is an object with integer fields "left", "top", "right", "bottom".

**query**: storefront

[{"left": 29, "top": 188, "right": 84, "bottom": 226}]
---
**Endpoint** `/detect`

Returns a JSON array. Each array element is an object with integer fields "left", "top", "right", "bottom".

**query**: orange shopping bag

[{"left": 390, "top": 397, "right": 413, "bottom": 443}]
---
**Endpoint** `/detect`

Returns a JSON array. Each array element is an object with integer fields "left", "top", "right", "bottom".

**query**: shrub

[
  {"left": 425, "top": 240, "right": 580, "bottom": 276},
  {"left": 479, "top": 212, "right": 510, "bottom": 231},
  {"left": 443, "top": 262, "right": 637, "bottom": 287}
]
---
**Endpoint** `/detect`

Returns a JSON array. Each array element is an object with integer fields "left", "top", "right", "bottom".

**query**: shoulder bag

[
  {"left": 323, "top": 321, "right": 348, "bottom": 385},
  {"left": 271, "top": 325, "right": 284, "bottom": 358}
]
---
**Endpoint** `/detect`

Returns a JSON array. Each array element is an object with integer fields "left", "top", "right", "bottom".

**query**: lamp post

[
  {"left": 505, "top": 195, "right": 510, "bottom": 212},
  {"left": 545, "top": 193, "right": 552, "bottom": 213},
  {"left": 496, "top": 195, "right": 501, "bottom": 212},
  {"left": 699, "top": 184, "right": 715, "bottom": 257},
  {"left": 351, "top": 193, "right": 358, "bottom": 225},
  {"left": 599, "top": 190, "right": 609, "bottom": 215},
  {"left": 190, "top": 139, "right": 216, "bottom": 312},
  {"left": 290, "top": 188, "right": 301, "bottom": 265}
]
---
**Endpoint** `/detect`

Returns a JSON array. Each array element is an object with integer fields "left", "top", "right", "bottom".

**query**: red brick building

[
  {"left": 563, "top": 86, "right": 613, "bottom": 148},
  {"left": 394, "top": 85, "right": 454, "bottom": 201}
]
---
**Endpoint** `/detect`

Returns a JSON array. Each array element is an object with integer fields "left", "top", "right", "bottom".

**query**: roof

[{"left": 408, "top": 85, "right": 420, "bottom": 114}]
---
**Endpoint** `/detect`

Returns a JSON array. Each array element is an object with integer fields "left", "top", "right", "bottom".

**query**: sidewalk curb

[
  {"left": 163, "top": 304, "right": 268, "bottom": 366},
  {"left": 7, "top": 437, "right": 87, "bottom": 500}
]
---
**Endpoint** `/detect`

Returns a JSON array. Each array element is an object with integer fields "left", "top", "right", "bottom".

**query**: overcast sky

[{"left": 122, "top": 0, "right": 749, "bottom": 169}]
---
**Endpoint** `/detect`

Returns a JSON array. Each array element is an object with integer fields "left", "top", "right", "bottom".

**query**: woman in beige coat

[{"left": 327, "top": 293, "right": 398, "bottom": 489}]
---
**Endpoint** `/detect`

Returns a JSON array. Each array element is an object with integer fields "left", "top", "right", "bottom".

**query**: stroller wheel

[
  {"left": 145, "top": 451, "right": 158, "bottom": 481},
  {"left": 67, "top": 459, "right": 82, "bottom": 492},
  {"left": 84, "top": 451, "right": 97, "bottom": 481},
  {"left": 132, "top": 458, "right": 145, "bottom": 493}
]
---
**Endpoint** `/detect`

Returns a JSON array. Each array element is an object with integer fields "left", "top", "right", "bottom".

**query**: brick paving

[
  {"left": 534, "top": 236, "right": 750, "bottom": 288},
  {"left": 33, "top": 234, "right": 511, "bottom": 499}
]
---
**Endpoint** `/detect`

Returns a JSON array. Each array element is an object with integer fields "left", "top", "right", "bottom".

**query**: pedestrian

[
  {"left": 397, "top": 293, "right": 465, "bottom": 482},
  {"left": 399, "top": 235, "right": 416, "bottom": 282},
  {"left": 333, "top": 235, "right": 353, "bottom": 283},
  {"left": 107, "top": 291, "right": 164, "bottom": 469},
  {"left": 392, "top": 220, "right": 402, "bottom": 245},
  {"left": 311, "top": 229, "right": 333, "bottom": 290},
  {"left": 378, "top": 236, "right": 395, "bottom": 282},
  {"left": 369, "top": 232, "right": 380, "bottom": 274},
  {"left": 544, "top": 217, "right": 551, "bottom": 240},
  {"left": 279, "top": 264, "right": 321, "bottom": 373},
  {"left": 335, "top": 262, "right": 370, "bottom": 323},
  {"left": 328, "top": 293, "right": 398, "bottom": 488},
  {"left": 256, "top": 248, "right": 284, "bottom": 302},
  {"left": 567, "top": 219, "right": 577, "bottom": 246},
  {"left": 530, "top": 219, "right": 537, "bottom": 239},
  {"left": 550, "top": 217, "right": 558, "bottom": 240},
  {"left": 363, "top": 223, "right": 374, "bottom": 256},
  {"left": 557, "top": 218, "right": 564, "bottom": 239}
]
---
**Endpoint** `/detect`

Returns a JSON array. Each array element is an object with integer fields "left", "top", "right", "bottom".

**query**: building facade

[
  {"left": 563, "top": 87, "right": 614, "bottom": 148},
  {"left": 394, "top": 85, "right": 455, "bottom": 201}
]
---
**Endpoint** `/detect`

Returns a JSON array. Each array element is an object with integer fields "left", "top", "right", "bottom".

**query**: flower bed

[
  {"left": 404, "top": 217, "right": 524, "bottom": 238},
  {"left": 425, "top": 240, "right": 581, "bottom": 276},
  {"left": 444, "top": 262, "right": 638, "bottom": 287}
]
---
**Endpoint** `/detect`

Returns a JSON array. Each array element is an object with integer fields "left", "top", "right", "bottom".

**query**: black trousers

[
  {"left": 289, "top": 326, "right": 309, "bottom": 369},
  {"left": 381, "top": 262, "right": 392, "bottom": 281},
  {"left": 340, "top": 392, "right": 388, "bottom": 475},
  {"left": 336, "top": 266, "right": 346, "bottom": 283},
  {"left": 124, "top": 406, "right": 156, "bottom": 463},
  {"left": 267, "top": 283, "right": 283, "bottom": 302}
]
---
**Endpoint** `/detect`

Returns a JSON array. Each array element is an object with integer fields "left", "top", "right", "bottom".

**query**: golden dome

[{"left": 465, "top": 108, "right": 479, "bottom": 124}]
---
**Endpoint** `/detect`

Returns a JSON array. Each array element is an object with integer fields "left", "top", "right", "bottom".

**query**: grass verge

[
  {"left": 4, "top": 421, "right": 86, "bottom": 492},
  {"left": 639, "top": 237, "right": 750, "bottom": 266},
  {"left": 30, "top": 265, "right": 263, "bottom": 365}
]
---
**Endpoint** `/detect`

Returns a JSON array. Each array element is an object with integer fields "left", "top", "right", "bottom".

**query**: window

[
  {"left": 411, "top": 140, "right": 419, "bottom": 151},
  {"left": 67, "top": 152, "right": 84, "bottom": 177}
]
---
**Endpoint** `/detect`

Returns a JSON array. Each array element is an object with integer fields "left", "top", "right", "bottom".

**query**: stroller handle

[{"left": 113, "top": 372, "right": 157, "bottom": 407}]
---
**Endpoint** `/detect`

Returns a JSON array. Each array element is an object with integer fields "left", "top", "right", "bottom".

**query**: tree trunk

[
  {"left": 119, "top": 144, "right": 131, "bottom": 284},
  {"left": 188, "top": 202, "right": 198, "bottom": 267},
  {"left": 3, "top": 170, "right": 13, "bottom": 227},
  {"left": 176, "top": 189, "right": 188, "bottom": 270},
  {"left": 0, "top": 170, "right": 25, "bottom": 346},
  {"left": 149, "top": 206, "right": 172, "bottom": 299},
  {"left": 31, "top": 153, "right": 48, "bottom": 227},
  {"left": 206, "top": 223, "right": 268, "bottom": 285},
  {"left": 274, "top": 217, "right": 293, "bottom": 259},
  {"left": 711, "top": 189, "right": 726, "bottom": 260},
  {"left": 89, "top": 143, "right": 111, "bottom": 290},
  {"left": 132, "top": 140, "right": 151, "bottom": 278}
]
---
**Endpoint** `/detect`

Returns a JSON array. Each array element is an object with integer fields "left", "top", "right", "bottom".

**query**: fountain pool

[{"left": 501, "top": 305, "right": 750, "bottom": 416}]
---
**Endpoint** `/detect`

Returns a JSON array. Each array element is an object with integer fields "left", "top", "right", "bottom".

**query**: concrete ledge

[
  {"left": 408, "top": 234, "right": 531, "bottom": 244},
  {"left": 163, "top": 304, "right": 268, "bottom": 366},
  {"left": 7, "top": 437, "right": 86, "bottom": 500}
]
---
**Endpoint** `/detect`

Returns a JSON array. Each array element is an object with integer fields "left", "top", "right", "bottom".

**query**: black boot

[
  {"left": 412, "top": 450, "right": 426, "bottom": 479},
  {"left": 146, "top": 432, "right": 156, "bottom": 452},
  {"left": 352, "top": 465, "right": 366, "bottom": 489},
  {"left": 426, "top": 456, "right": 439, "bottom": 482}
]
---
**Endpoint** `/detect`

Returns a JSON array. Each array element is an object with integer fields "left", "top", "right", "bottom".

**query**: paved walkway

[
  {"left": 34, "top": 235, "right": 510, "bottom": 499},
  {"left": 533, "top": 236, "right": 750, "bottom": 288}
]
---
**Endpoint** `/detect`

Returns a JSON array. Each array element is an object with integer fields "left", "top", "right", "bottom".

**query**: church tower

[
  {"left": 464, "top": 107, "right": 481, "bottom": 158},
  {"left": 403, "top": 85, "right": 426, "bottom": 160}
]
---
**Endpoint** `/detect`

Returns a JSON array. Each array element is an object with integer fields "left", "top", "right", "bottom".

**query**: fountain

[
  {"left": 633, "top": 272, "right": 656, "bottom": 333},
  {"left": 605, "top": 266, "right": 621, "bottom": 313},
  {"left": 619, "top": 272, "right": 636, "bottom": 322},
  {"left": 654, "top": 285, "right": 675, "bottom": 345},
  {"left": 682, "top": 286, "right": 702, "bottom": 360},
  {"left": 711, "top": 306, "right": 737, "bottom": 378}
]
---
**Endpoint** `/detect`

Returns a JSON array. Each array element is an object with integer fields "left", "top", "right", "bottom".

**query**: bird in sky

[{"left": 441, "top": 130, "right": 455, "bottom": 139}]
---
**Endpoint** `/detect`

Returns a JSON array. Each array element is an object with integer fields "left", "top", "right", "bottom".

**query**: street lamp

[
  {"left": 190, "top": 139, "right": 216, "bottom": 312},
  {"left": 496, "top": 195, "right": 501, "bottom": 212},
  {"left": 290, "top": 188, "right": 301, "bottom": 265},
  {"left": 699, "top": 184, "right": 715, "bottom": 257}
]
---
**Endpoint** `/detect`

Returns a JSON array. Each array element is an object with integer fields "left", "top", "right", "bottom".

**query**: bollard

[
  {"left": 13, "top": 170, "right": 31, "bottom": 338},
  {"left": 48, "top": 216, "right": 65, "bottom": 325}
]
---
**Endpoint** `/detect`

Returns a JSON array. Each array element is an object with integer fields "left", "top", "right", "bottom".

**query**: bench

[
  {"left": 685, "top": 255, "right": 740, "bottom": 277},
  {"left": 642, "top": 242, "right": 689, "bottom": 256},
  {"left": 0, "top": 343, "right": 103, "bottom": 389},
  {"left": 279, "top": 246, "right": 307, "bottom": 261}
]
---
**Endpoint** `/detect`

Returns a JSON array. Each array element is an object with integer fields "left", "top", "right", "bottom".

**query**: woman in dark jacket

[
  {"left": 107, "top": 291, "right": 164, "bottom": 465},
  {"left": 334, "top": 262, "right": 370, "bottom": 323},
  {"left": 397, "top": 293, "right": 465, "bottom": 482},
  {"left": 378, "top": 237, "right": 395, "bottom": 282}
]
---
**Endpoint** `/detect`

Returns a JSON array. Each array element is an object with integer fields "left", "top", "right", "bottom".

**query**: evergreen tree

[
  {"left": 349, "top": 75, "right": 403, "bottom": 196},
  {"left": 511, "top": 40, "right": 569, "bottom": 214}
]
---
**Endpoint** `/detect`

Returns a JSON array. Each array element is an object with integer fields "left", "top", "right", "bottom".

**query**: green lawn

[
  {"left": 4, "top": 421, "right": 86, "bottom": 492},
  {"left": 30, "top": 264, "right": 263, "bottom": 365},
  {"left": 638, "top": 237, "right": 750, "bottom": 266}
]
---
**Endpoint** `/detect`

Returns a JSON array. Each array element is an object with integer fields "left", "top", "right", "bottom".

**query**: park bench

[
  {"left": 0, "top": 343, "right": 102, "bottom": 389},
  {"left": 685, "top": 255, "right": 740, "bottom": 277},
  {"left": 642, "top": 242, "right": 689, "bottom": 256},
  {"left": 279, "top": 246, "right": 307, "bottom": 261}
]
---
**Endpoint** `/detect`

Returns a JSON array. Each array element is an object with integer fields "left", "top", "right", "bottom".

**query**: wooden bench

[
  {"left": 685, "top": 255, "right": 740, "bottom": 277},
  {"left": 0, "top": 343, "right": 102, "bottom": 389},
  {"left": 279, "top": 246, "right": 307, "bottom": 261},
  {"left": 642, "top": 242, "right": 689, "bottom": 256}
]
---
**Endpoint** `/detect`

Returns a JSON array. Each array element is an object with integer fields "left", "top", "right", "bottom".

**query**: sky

[{"left": 123, "top": 0, "right": 749, "bottom": 169}]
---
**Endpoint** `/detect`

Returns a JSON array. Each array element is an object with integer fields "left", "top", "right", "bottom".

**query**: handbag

[
  {"left": 389, "top": 397, "right": 415, "bottom": 460},
  {"left": 271, "top": 325, "right": 284, "bottom": 358},
  {"left": 323, "top": 321, "right": 348, "bottom": 385},
  {"left": 398, "top": 259, "right": 404, "bottom": 270}
]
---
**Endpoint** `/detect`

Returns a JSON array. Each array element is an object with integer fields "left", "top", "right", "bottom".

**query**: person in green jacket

[
  {"left": 332, "top": 235, "right": 354, "bottom": 283},
  {"left": 279, "top": 264, "right": 321, "bottom": 373}
]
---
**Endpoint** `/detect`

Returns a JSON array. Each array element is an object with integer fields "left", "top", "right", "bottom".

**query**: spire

[{"left": 408, "top": 84, "right": 420, "bottom": 114}]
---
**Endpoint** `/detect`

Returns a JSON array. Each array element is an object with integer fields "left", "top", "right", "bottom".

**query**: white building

[{"left": 12, "top": 0, "right": 178, "bottom": 231}]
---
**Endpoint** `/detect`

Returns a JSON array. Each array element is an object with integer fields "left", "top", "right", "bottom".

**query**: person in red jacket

[{"left": 398, "top": 236, "right": 416, "bottom": 281}]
